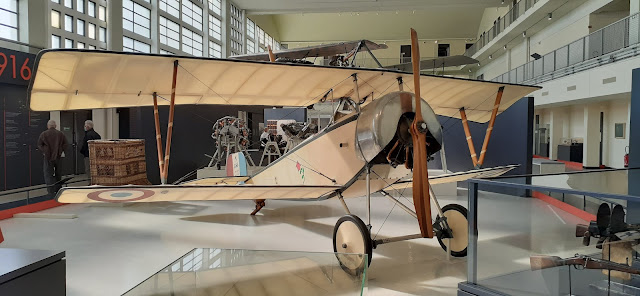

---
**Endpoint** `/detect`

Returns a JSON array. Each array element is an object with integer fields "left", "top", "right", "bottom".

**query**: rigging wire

[{"left": 370, "top": 169, "right": 411, "bottom": 240}]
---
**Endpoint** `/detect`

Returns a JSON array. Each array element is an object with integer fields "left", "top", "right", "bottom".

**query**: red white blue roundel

[{"left": 87, "top": 189, "right": 155, "bottom": 202}]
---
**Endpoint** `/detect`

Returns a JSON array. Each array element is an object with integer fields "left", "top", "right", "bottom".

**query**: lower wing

[
  {"left": 56, "top": 184, "right": 340, "bottom": 204},
  {"left": 385, "top": 165, "right": 519, "bottom": 191}
]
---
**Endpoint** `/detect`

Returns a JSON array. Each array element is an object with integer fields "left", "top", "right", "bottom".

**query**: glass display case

[
  {"left": 123, "top": 248, "right": 367, "bottom": 296},
  {"left": 459, "top": 169, "right": 640, "bottom": 296}
]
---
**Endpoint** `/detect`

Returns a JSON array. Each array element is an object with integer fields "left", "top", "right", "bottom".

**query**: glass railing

[
  {"left": 490, "top": 12, "right": 639, "bottom": 85},
  {"left": 0, "top": 177, "right": 89, "bottom": 211},
  {"left": 123, "top": 248, "right": 368, "bottom": 296},
  {"left": 460, "top": 168, "right": 640, "bottom": 295},
  {"left": 465, "top": 0, "right": 541, "bottom": 57}
]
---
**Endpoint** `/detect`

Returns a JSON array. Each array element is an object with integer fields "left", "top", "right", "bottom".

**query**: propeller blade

[{"left": 409, "top": 28, "right": 434, "bottom": 238}]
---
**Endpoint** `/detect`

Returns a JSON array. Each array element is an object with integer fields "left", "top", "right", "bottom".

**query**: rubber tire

[
  {"left": 333, "top": 214, "right": 373, "bottom": 275},
  {"left": 436, "top": 204, "right": 469, "bottom": 257}
]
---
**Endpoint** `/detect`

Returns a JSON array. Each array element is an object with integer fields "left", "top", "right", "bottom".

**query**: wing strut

[
  {"left": 251, "top": 47, "right": 276, "bottom": 215},
  {"left": 151, "top": 60, "right": 179, "bottom": 184},
  {"left": 459, "top": 86, "right": 504, "bottom": 168},
  {"left": 459, "top": 108, "right": 479, "bottom": 167},
  {"left": 152, "top": 92, "right": 165, "bottom": 180}
]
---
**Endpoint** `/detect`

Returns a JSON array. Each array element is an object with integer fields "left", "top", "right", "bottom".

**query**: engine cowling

[{"left": 355, "top": 91, "right": 442, "bottom": 167}]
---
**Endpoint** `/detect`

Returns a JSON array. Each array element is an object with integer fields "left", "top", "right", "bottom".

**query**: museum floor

[{"left": 0, "top": 188, "right": 587, "bottom": 296}]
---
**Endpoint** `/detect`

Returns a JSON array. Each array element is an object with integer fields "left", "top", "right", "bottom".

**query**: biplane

[
  {"left": 231, "top": 39, "right": 387, "bottom": 68},
  {"left": 28, "top": 29, "right": 539, "bottom": 271}
]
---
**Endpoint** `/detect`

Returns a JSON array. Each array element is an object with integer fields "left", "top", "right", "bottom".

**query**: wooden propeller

[{"left": 409, "top": 28, "right": 434, "bottom": 238}]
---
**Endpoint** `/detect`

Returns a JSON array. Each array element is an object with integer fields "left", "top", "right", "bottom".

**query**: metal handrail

[
  {"left": 465, "top": 0, "right": 540, "bottom": 57},
  {"left": 489, "top": 12, "right": 640, "bottom": 84}
]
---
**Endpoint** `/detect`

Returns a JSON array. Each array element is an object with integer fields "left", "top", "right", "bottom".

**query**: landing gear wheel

[
  {"left": 333, "top": 215, "right": 372, "bottom": 275},
  {"left": 436, "top": 204, "right": 469, "bottom": 257}
]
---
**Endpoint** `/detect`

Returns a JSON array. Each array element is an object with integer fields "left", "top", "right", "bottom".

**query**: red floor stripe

[
  {"left": 532, "top": 191, "right": 596, "bottom": 222},
  {"left": 533, "top": 155, "right": 583, "bottom": 171},
  {"left": 0, "top": 200, "right": 65, "bottom": 221}
]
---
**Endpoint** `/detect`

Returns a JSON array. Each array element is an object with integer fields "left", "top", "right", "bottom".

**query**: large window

[
  {"left": 159, "top": 16, "right": 180, "bottom": 49},
  {"left": 182, "top": 27, "right": 203, "bottom": 56},
  {"left": 51, "top": 11, "right": 61, "bottom": 28},
  {"left": 64, "top": 0, "right": 72, "bottom": 8},
  {"left": 209, "top": 41, "right": 221, "bottom": 58},
  {"left": 182, "top": 0, "right": 203, "bottom": 31},
  {"left": 98, "top": 5, "right": 106, "bottom": 21},
  {"left": 159, "top": 0, "right": 180, "bottom": 18},
  {"left": 0, "top": 0, "right": 18, "bottom": 40},
  {"left": 65, "top": 15, "right": 73, "bottom": 32},
  {"left": 88, "top": 23, "right": 96, "bottom": 39},
  {"left": 77, "top": 19, "right": 85, "bottom": 36},
  {"left": 247, "top": 19, "right": 255, "bottom": 39},
  {"left": 76, "top": 0, "right": 84, "bottom": 13},
  {"left": 208, "top": 14, "right": 221, "bottom": 41},
  {"left": 123, "top": 36, "right": 151, "bottom": 53},
  {"left": 246, "top": 39, "right": 255, "bottom": 54},
  {"left": 229, "top": 4, "right": 243, "bottom": 55},
  {"left": 99, "top": 27, "right": 106, "bottom": 42},
  {"left": 51, "top": 35, "right": 61, "bottom": 48},
  {"left": 123, "top": 0, "right": 151, "bottom": 38},
  {"left": 208, "top": 0, "right": 221, "bottom": 16},
  {"left": 88, "top": 1, "right": 95, "bottom": 17}
]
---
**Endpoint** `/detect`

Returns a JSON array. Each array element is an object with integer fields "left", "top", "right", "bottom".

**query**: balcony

[
  {"left": 465, "top": 0, "right": 540, "bottom": 57},
  {"left": 490, "top": 12, "right": 640, "bottom": 85}
]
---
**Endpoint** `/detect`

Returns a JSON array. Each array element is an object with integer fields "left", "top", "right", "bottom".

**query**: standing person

[
  {"left": 260, "top": 127, "right": 270, "bottom": 148},
  {"left": 80, "top": 120, "right": 101, "bottom": 179},
  {"left": 37, "top": 120, "right": 68, "bottom": 195}
]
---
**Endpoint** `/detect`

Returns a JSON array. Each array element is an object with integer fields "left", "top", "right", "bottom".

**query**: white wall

[
  {"left": 477, "top": 0, "right": 613, "bottom": 79},
  {"left": 475, "top": 51, "right": 509, "bottom": 81},
  {"left": 604, "top": 98, "right": 630, "bottom": 168},
  {"left": 477, "top": 6, "right": 510, "bottom": 37},
  {"left": 569, "top": 106, "right": 584, "bottom": 140}
]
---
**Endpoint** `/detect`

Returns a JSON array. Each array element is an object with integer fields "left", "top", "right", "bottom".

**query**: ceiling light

[
  {"left": 376, "top": 12, "right": 379, "bottom": 15},
  {"left": 412, "top": 10, "right": 415, "bottom": 14},
  {"left": 489, "top": 55, "right": 492, "bottom": 59},
  {"left": 477, "top": 63, "right": 481, "bottom": 66},
  {"left": 435, "top": 40, "right": 438, "bottom": 44},
  {"left": 356, "top": 12, "right": 360, "bottom": 15},
  {"left": 395, "top": 11, "right": 399, "bottom": 14},
  {"left": 503, "top": 45, "right": 507, "bottom": 50},
  {"left": 469, "top": 69, "right": 472, "bottom": 72},
  {"left": 548, "top": 13, "right": 552, "bottom": 20},
  {"left": 522, "top": 31, "right": 526, "bottom": 37},
  {"left": 501, "top": 0, "right": 505, "bottom": 4}
]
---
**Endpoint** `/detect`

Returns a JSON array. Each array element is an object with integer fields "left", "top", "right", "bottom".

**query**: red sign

[{"left": 0, "top": 48, "right": 35, "bottom": 86}]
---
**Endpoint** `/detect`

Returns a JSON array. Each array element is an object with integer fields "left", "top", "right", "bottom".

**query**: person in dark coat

[
  {"left": 38, "top": 120, "right": 68, "bottom": 195},
  {"left": 80, "top": 120, "right": 101, "bottom": 179}
]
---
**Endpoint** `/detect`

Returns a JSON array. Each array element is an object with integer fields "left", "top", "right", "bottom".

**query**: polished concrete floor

[{"left": 0, "top": 188, "right": 589, "bottom": 296}]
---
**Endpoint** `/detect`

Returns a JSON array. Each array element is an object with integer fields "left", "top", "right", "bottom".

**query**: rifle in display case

[{"left": 530, "top": 254, "right": 640, "bottom": 275}]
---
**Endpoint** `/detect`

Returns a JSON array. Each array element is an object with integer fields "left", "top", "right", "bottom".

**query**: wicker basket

[{"left": 88, "top": 139, "right": 151, "bottom": 185}]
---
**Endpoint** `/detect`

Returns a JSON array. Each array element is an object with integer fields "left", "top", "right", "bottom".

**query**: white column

[
  {"left": 549, "top": 109, "right": 563, "bottom": 160},
  {"left": 583, "top": 104, "right": 601, "bottom": 168},
  {"left": 632, "top": 0, "right": 640, "bottom": 14},
  {"left": 92, "top": 109, "right": 119, "bottom": 139},
  {"left": 49, "top": 111, "right": 61, "bottom": 131}
]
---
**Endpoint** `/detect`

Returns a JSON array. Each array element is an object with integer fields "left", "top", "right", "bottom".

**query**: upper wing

[
  {"left": 56, "top": 184, "right": 341, "bottom": 204},
  {"left": 28, "top": 50, "right": 540, "bottom": 123},
  {"left": 385, "top": 55, "right": 479, "bottom": 72},
  {"left": 386, "top": 165, "right": 519, "bottom": 191},
  {"left": 230, "top": 40, "right": 387, "bottom": 61}
]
